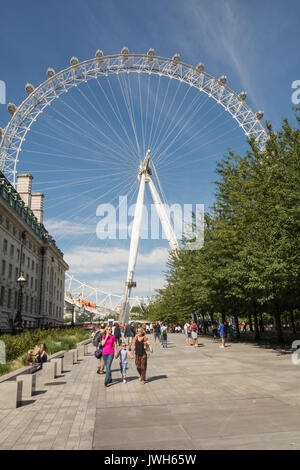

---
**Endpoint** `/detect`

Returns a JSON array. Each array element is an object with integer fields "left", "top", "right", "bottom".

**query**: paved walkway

[{"left": 0, "top": 334, "right": 300, "bottom": 450}]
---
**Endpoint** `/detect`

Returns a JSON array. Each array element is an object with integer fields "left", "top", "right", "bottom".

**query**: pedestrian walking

[
  {"left": 131, "top": 327, "right": 149, "bottom": 384},
  {"left": 161, "top": 323, "right": 168, "bottom": 348},
  {"left": 184, "top": 320, "right": 192, "bottom": 346},
  {"left": 153, "top": 321, "right": 161, "bottom": 344},
  {"left": 212, "top": 322, "right": 218, "bottom": 340},
  {"left": 101, "top": 326, "right": 118, "bottom": 386},
  {"left": 191, "top": 321, "right": 198, "bottom": 347},
  {"left": 218, "top": 319, "right": 226, "bottom": 348},
  {"left": 115, "top": 342, "right": 130, "bottom": 383},
  {"left": 114, "top": 323, "right": 122, "bottom": 346}
]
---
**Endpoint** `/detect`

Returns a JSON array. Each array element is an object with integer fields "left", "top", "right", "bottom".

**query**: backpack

[{"left": 93, "top": 331, "right": 101, "bottom": 347}]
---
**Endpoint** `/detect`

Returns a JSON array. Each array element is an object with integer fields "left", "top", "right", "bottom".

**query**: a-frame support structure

[{"left": 119, "top": 150, "right": 179, "bottom": 325}]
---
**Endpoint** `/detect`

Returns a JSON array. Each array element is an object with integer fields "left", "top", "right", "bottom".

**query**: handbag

[
  {"left": 94, "top": 342, "right": 103, "bottom": 359},
  {"left": 144, "top": 340, "right": 153, "bottom": 358}
]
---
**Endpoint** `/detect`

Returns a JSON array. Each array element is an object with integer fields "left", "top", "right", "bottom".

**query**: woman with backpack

[
  {"left": 130, "top": 327, "right": 149, "bottom": 384},
  {"left": 161, "top": 323, "right": 168, "bottom": 348}
]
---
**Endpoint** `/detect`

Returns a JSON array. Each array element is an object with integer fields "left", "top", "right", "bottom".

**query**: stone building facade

[{"left": 0, "top": 172, "right": 68, "bottom": 331}]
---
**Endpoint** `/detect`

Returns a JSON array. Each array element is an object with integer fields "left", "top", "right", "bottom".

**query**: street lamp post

[{"left": 14, "top": 272, "right": 27, "bottom": 334}]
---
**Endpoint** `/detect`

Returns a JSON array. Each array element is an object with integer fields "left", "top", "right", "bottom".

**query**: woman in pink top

[{"left": 101, "top": 326, "right": 118, "bottom": 387}]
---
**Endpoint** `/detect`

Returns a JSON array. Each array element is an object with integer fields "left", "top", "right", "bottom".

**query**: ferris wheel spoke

[
  {"left": 45, "top": 170, "right": 134, "bottom": 212},
  {"left": 149, "top": 77, "right": 184, "bottom": 159},
  {"left": 116, "top": 73, "right": 141, "bottom": 161},
  {"left": 137, "top": 73, "right": 146, "bottom": 157},
  {"left": 97, "top": 76, "right": 138, "bottom": 159},
  {"left": 51, "top": 173, "right": 136, "bottom": 236},
  {"left": 42, "top": 101, "right": 128, "bottom": 164},
  {"left": 32, "top": 167, "right": 134, "bottom": 187},
  {"left": 153, "top": 89, "right": 213, "bottom": 164},
  {"left": 151, "top": 84, "right": 195, "bottom": 161},
  {"left": 61, "top": 92, "right": 135, "bottom": 165},
  {"left": 149, "top": 77, "right": 172, "bottom": 153},
  {"left": 148, "top": 74, "right": 162, "bottom": 150},
  {"left": 76, "top": 83, "right": 137, "bottom": 163},
  {"left": 74, "top": 177, "right": 138, "bottom": 248},
  {"left": 155, "top": 99, "right": 221, "bottom": 166},
  {"left": 124, "top": 72, "right": 142, "bottom": 159}
]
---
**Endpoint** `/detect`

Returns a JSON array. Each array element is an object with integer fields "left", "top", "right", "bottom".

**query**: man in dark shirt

[{"left": 153, "top": 321, "right": 161, "bottom": 344}]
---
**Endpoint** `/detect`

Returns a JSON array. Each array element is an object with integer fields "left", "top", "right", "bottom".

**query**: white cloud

[
  {"left": 44, "top": 218, "right": 93, "bottom": 237},
  {"left": 170, "top": 0, "right": 262, "bottom": 109},
  {"left": 64, "top": 246, "right": 169, "bottom": 275}
]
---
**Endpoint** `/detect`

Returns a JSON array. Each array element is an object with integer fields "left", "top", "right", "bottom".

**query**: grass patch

[{"left": 0, "top": 327, "right": 90, "bottom": 376}]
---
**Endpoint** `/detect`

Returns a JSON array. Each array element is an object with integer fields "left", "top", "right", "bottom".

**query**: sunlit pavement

[{"left": 0, "top": 334, "right": 300, "bottom": 450}]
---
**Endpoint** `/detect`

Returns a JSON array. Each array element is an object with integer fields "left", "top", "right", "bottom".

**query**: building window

[
  {"left": 7, "top": 289, "right": 11, "bottom": 309},
  {"left": 8, "top": 264, "right": 12, "bottom": 279},
  {"left": 2, "top": 260, "right": 6, "bottom": 276},
  {"left": 17, "top": 249, "right": 20, "bottom": 261},
  {"left": 14, "top": 291, "right": 18, "bottom": 309},
  {"left": 3, "top": 239, "right": 7, "bottom": 254},
  {"left": 10, "top": 244, "right": 14, "bottom": 258},
  {"left": 0, "top": 286, "right": 5, "bottom": 306},
  {"left": 25, "top": 295, "right": 28, "bottom": 313},
  {"left": 32, "top": 260, "right": 34, "bottom": 271},
  {"left": 15, "top": 267, "right": 18, "bottom": 280},
  {"left": 27, "top": 257, "right": 30, "bottom": 268}
]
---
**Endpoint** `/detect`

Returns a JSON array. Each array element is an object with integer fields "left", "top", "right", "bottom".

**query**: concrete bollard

[
  {"left": 70, "top": 349, "right": 78, "bottom": 363},
  {"left": 52, "top": 357, "right": 63, "bottom": 376},
  {"left": 0, "top": 381, "right": 22, "bottom": 408},
  {"left": 63, "top": 350, "right": 75, "bottom": 370},
  {"left": 16, "top": 374, "right": 36, "bottom": 399},
  {"left": 38, "top": 362, "right": 57, "bottom": 384},
  {"left": 77, "top": 345, "right": 84, "bottom": 360}
]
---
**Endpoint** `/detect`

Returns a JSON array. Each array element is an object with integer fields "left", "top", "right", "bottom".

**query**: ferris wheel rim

[{"left": 0, "top": 51, "right": 267, "bottom": 185}]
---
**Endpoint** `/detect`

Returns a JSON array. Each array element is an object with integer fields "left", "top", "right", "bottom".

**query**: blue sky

[{"left": 0, "top": 0, "right": 299, "bottom": 302}]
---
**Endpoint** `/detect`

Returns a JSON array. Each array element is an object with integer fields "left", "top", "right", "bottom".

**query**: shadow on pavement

[
  {"left": 146, "top": 374, "right": 168, "bottom": 383},
  {"left": 21, "top": 399, "right": 36, "bottom": 406}
]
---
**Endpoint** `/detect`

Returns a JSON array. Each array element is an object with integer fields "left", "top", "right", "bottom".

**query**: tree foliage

[{"left": 144, "top": 113, "right": 300, "bottom": 343}]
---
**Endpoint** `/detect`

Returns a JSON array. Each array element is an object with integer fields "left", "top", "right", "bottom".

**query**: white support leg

[
  {"left": 148, "top": 177, "right": 179, "bottom": 252},
  {"left": 120, "top": 173, "right": 146, "bottom": 324}
]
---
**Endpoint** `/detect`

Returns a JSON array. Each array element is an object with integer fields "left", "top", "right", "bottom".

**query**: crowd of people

[{"left": 91, "top": 318, "right": 236, "bottom": 387}]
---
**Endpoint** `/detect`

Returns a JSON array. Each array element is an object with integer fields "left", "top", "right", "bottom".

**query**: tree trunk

[
  {"left": 234, "top": 314, "right": 240, "bottom": 339},
  {"left": 274, "top": 307, "right": 283, "bottom": 344},
  {"left": 290, "top": 309, "right": 296, "bottom": 335},
  {"left": 202, "top": 313, "right": 207, "bottom": 335},
  {"left": 221, "top": 311, "right": 226, "bottom": 323},
  {"left": 248, "top": 313, "right": 253, "bottom": 332},
  {"left": 259, "top": 313, "right": 265, "bottom": 333},
  {"left": 210, "top": 312, "right": 214, "bottom": 324},
  {"left": 253, "top": 312, "right": 260, "bottom": 340}
]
